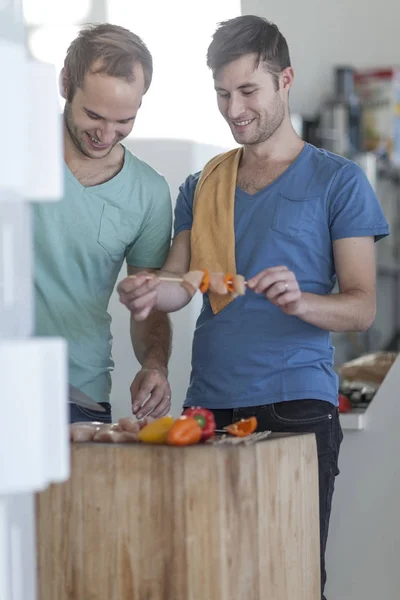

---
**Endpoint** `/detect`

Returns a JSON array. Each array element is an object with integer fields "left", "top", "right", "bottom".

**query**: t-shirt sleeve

[
  {"left": 173, "top": 173, "right": 200, "bottom": 238},
  {"left": 125, "top": 176, "right": 172, "bottom": 268},
  {"left": 328, "top": 162, "right": 390, "bottom": 242}
]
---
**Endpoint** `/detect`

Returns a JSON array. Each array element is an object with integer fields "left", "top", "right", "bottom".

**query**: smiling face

[
  {"left": 214, "top": 53, "right": 291, "bottom": 147},
  {"left": 62, "top": 60, "right": 145, "bottom": 160}
]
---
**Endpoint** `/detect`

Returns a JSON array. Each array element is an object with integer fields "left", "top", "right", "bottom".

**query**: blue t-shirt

[{"left": 174, "top": 143, "right": 389, "bottom": 409}]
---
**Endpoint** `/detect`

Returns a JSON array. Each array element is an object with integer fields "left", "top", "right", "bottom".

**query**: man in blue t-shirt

[{"left": 118, "top": 15, "right": 389, "bottom": 599}]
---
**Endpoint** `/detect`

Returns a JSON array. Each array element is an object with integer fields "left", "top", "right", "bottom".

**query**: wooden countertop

[{"left": 36, "top": 432, "right": 320, "bottom": 600}]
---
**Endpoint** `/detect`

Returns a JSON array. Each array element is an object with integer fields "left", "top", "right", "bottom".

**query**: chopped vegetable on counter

[
  {"left": 138, "top": 415, "right": 175, "bottom": 444},
  {"left": 183, "top": 406, "right": 216, "bottom": 440},
  {"left": 167, "top": 416, "right": 203, "bottom": 446},
  {"left": 225, "top": 416, "right": 257, "bottom": 437},
  {"left": 338, "top": 393, "right": 352, "bottom": 413}
]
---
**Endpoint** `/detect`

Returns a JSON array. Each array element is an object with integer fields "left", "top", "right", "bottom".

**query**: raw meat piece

[
  {"left": 93, "top": 427, "right": 139, "bottom": 443},
  {"left": 209, "top": 272, "right": 228, "bottom": 295},
  {"left": 119, "top": 416, "right": 155, "bottom": 431},
  {"left": 232, "top": 274, "right": 246, "bottom": 296},
  {"left": 118, "top": 417, "right": 140, "bottom": 433},
  {"left": 181, "top": 270, "right": 205, "bottom": 295},
  {"left": 69, "top": 422, "right": 102, "bottom": 442}
]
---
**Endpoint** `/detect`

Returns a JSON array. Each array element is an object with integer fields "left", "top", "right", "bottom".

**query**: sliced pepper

[
  {"left": 224, "top": 273, "right": 235, "bottom": 293},
  {"left": 183, "top": 406, "right": 216, "bottom": 441},
  {"left": 167, "top": 416, "right": 202, "bottom": 446},
  {"left": 138, "top": 415, "right": 175, "bottom": 444},
  {"left": 225, "top": 416, "right": 257, "bottom": 437},
  {"left": 199, "top": 269, "right": 210, "bottom": 294}
]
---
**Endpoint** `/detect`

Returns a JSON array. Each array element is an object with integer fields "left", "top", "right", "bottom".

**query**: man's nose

[
  {"left": 227, "top": 95, "right": 246, "bottom": 120},
  {"left": 96, "top": 122, "right": 115, "bottom": 144}
]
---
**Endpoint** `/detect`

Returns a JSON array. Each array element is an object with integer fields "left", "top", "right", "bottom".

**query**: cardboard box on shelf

[{"left": 355, "top": 67, "right": 400, "bottom": 165}]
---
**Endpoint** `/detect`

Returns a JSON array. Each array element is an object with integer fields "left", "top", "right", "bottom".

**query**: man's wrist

[
  {"left": 141, "top": 359, "right": 168, "bottom": 377},
  {"left": 293, "top": 292, "right": 311, "bottom": 318}
]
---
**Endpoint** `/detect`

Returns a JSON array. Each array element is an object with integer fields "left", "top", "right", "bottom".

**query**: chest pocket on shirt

[
  {"left": 272, "top": 194, "right": 319, "bottom": 238},
  {"left": 97, "top": 203, "right": 142, "bottom": 259}
]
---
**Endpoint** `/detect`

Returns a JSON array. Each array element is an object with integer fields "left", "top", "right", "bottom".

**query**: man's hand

[
  {"left": 130, "top": 367, "right": 171, "bottom": 419},
  {"left": 247, "top": 266, "right": 306, "bottom": 316},
  {"left": 118, "top": 272, "right": 160, "bottom": 322}
]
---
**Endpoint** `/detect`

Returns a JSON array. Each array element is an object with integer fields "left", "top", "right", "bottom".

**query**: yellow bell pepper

[{"left": 138, "top": 416, "right": 175, "bottom": 444}]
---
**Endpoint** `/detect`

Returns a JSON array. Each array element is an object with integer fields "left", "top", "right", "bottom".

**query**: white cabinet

[{"left": 0, "top": 203, "right": 33, "bottom": 338}]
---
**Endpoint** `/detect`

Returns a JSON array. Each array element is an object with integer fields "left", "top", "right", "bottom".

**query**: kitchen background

[{"left": 21, "top": 0, "right": 400, "bottom": 598}]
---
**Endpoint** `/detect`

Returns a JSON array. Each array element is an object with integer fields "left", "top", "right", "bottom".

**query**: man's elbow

[{"left": 356, "top": 299, "right": 376, "bottom": 332}]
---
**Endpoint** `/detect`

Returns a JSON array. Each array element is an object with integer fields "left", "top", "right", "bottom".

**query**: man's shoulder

[
  {"left": 123, "top": 146, "right": 169, "bottom": 193},
  {"left": 179, "top": 149, "right": 239, "bottom": 199},
  {"left": 306, "top": 144, "right": 365, "bottom": 182}
]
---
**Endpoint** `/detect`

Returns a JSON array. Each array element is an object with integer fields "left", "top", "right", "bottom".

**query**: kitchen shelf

[{"left": 339, "top": 408, "right": 366, "bottom": 431}]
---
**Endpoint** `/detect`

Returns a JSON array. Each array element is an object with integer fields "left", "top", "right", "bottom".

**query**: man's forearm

[
  {"left": 130, "top": 310, "right": 172, "bottom": 373},
  {"left": 154, "top": 270, "right": 193, "bottom": 313},
  {"left": 297, "top": 289, "right": 376, "bottom": 332}
]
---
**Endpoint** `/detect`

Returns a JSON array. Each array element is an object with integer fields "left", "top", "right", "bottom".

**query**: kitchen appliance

[{"left": 319, "top": 66, "right": 363, "bottom": 158}]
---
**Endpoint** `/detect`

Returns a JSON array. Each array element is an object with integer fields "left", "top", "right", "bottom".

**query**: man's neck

[
  {"left": 63, "top": 126, "right": 125, "bottom": 186},
  {"left": 241, "top": 120, "right": 304, "bottom": 166},
  {"left": 63, "top": 125, "right": 122, "bottom": 171}
]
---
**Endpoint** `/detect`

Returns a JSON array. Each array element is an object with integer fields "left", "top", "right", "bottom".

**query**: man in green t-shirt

[{"left": 34, "top": 23, "right": 173, "bottom": 423}]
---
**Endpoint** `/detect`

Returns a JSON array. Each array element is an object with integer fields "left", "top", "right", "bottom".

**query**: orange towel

[{"left": 190, "top": 147, "right": 243, "bottom": 314}]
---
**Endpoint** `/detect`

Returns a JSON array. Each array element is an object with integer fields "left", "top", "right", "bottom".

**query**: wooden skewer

[
  {"left": 128, "top": 274, "right": 248, "bottom": 285},
  {"left": 127, "top": 274, "right": 184, "bottom": 283}
]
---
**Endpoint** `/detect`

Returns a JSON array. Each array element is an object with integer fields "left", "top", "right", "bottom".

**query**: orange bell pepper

[
  {"left": 199, "top": 269, "right": 210, "bottom": 294},
  {"left": 224, "top": 273, "right": 235, "bottom": 293},
  {"left": 167, "top": 416, "right": 202, "bottom": 446},
  {"left": 138, "top": 415, "right": 175, "bottom": 444},
  {"left": 224, "top": 416, "right": 257, "bottom": 437}
]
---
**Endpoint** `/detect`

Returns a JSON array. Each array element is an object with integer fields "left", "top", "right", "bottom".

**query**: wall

[
  {"left": 242, "top": 0, "right": 400, "bottom": 118},
  {"left": 106, "top": 0, "right": 240, "bottom": 149}
]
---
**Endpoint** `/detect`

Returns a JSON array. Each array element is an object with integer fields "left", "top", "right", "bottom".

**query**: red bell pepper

[
  {"left": 183, "top": 406, "right": 216, "bottom": 441},
  {"left": 338, "top": 393, "right": 352, "bottom": 413}
]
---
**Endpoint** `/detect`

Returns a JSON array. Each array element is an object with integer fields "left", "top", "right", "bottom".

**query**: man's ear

[
  {"left": 59, "top": 67, "right": 68, "bottom": 100},
  {"left": 280, "top": 67, "right": 294, "bottom": 92}
]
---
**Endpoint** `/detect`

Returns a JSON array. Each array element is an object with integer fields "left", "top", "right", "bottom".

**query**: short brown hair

[
  {"left": 207, "top": 15, "right": 291, "bottom": 89},
  {"left": 64, "top": 23, "right": 153, "bottom": 101}
]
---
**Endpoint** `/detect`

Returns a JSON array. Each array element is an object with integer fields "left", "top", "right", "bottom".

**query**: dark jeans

[
  {"left": 69, "top": 402, "right": 112, "bottom": 424},
  {"left": 211, "top": 400, "right": 343, "bottom": 600}
]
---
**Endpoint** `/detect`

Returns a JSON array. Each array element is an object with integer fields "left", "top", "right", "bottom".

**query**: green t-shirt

[{"left": 34, "top": 146, "right": 172, "bottom": 403}]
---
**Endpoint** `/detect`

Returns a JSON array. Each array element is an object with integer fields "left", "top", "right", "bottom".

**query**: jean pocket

[
  {"left": 272, "top": 194, "right": 319, "bottom": 238},
  {"left": 269, "top": 401, "right": 336, "bottom": 458},
  {"left": 72, "top": 403, "right": 112, "bottom": 423},
  {"left": 269, "top": 400, "right": 334, "bottom": 425}
]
